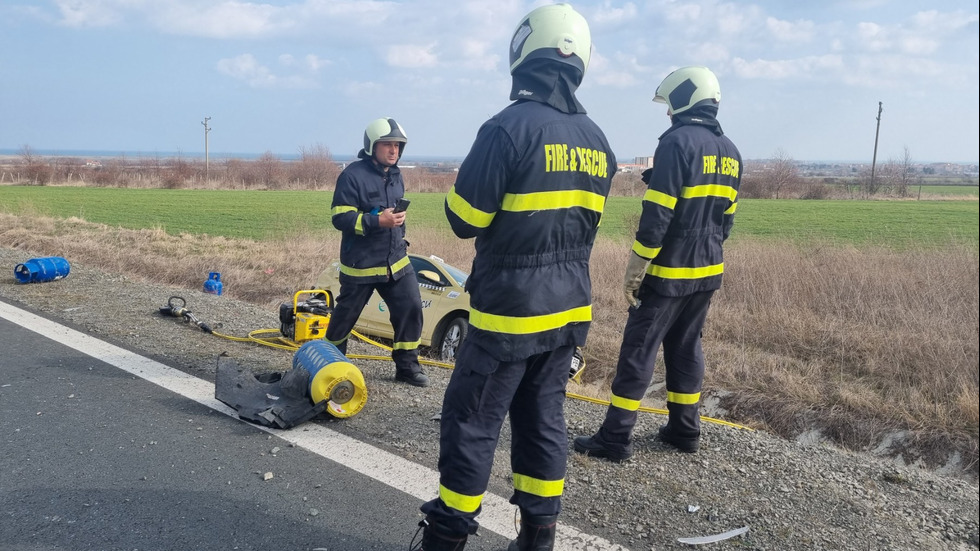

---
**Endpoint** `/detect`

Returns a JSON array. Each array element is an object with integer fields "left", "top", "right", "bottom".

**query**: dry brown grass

[{"left": 1, "top": 211, "right": 977, "bottom": 475}]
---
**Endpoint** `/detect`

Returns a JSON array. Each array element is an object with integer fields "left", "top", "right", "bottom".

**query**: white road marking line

[{"left": 0, "top": 299, "right": 627, "bottom": 551}]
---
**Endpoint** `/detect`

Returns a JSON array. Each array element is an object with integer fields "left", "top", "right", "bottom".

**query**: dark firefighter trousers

[
  {"left": 597, "top": 289, "right": 714, "bottom": 450},
  {"left": 420, "top": 340, "right": 576, "bottom": 537},
  {"left": 325, "top": 273, "right": 423, "bottom": 375}
]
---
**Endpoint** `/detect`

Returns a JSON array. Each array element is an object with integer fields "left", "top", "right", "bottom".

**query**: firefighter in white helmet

[
  {"left": 574, "top": 66, "right": 742, "bottom": 461},
  {"left": 413, "top": 4, "right": 616, "bottom": 551},
  {"left": 327, "top": 117, "right": 428, "bottom": 387}
]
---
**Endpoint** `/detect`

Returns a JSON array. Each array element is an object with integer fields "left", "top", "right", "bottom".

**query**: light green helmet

[
  {"left": 509, "top": 3, "right": 591, "bottom": 75},
  {"left": 653, "top": 66, "right": 721, "bottom": 115},
  {"left": 363, "top": 117, "right": 407, "bottom": 156}
]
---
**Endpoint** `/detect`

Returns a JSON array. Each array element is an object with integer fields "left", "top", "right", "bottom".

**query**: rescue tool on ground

[{"left": 159, "top": 296, "right": 214, "bottom": 334}]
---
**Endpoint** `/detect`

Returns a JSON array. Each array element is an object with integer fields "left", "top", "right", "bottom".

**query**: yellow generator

[{"left": 279, "top": 289, "right": 332, "bottom": 343}]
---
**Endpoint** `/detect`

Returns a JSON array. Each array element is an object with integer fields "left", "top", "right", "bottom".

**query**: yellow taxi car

[{"left": 314, "top": 254, "right": 471, "bottom": 361}]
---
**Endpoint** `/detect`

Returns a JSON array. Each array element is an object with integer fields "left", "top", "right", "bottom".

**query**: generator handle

[{"left": 293, "top": 289, "right": 332, "bottom": 312}]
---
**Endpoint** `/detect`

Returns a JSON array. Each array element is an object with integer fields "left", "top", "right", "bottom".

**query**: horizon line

[{"left": 0, "top": 147, "right": 977, "bottom": 166}]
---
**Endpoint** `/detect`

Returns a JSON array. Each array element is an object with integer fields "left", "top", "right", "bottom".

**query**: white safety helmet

[
  {"left": 363, "top": 117, "right": 408, "bottom": 156},
  {"left": 509, "top": 3, "right": 592, "bottom": 75},
  {"left": 653, "top": 66, "right": 721, "bottom": 115}
]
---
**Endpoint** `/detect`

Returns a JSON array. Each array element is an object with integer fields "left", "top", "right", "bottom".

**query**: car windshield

[{"left": 439, "top": 262, "right": 468, "bottom": 287}]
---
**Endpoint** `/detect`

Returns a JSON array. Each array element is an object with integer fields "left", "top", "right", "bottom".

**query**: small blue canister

[
  {"left": 203, "top": 272, "right": 223, "bottom": 295},
  {"left": 14, "top": 256, "right": 71, "bottom": 284}
]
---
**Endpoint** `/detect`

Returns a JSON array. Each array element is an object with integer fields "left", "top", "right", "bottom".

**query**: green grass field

[{"left": 2, "top": 186, "right": 977, "bottom": 248}]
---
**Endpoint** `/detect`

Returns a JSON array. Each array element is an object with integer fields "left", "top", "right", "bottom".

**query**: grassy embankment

[{"left": 1, "top": 186, "right": 978, "bottom": 474}]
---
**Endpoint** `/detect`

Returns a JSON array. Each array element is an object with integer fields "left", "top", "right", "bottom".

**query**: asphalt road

[{"left": 0, "top": 300, "right": 517, "bottom": 551}]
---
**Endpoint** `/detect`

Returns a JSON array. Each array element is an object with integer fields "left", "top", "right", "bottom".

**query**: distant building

[{"left": 616, "top": 156, "right": 655, "bottom": 174}]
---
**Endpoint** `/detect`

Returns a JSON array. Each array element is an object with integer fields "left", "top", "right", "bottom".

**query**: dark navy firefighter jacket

[
  {"left": 331, "top": 156, "right": 412, "bottom": 285},
  {"left": 446, "top": 100, "right": 617, "bottom": 361},
  {"left": 633, "top": 107, "right": 742, "bottom": 297}
]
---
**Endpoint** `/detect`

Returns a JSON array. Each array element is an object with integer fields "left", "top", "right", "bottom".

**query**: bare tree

[
  {"left": 858, "top": 165, "right": 882, "bottom": 197},
  {"left": 898, "top": 146, "right": 921, "bottom": 199},
  {"left": 255, "top": 151, "right": 286, "bottom": 189},
  {"left": 294, "top": 143, "right": 339, "bottom": 189},
  {"left": 18, "top": 144, "right": 52, "bottom": 185},
  {"left": 760, "top": 149, "right": 800, "bottom": 199},
  {"left": 873, "top": 147, "right": 919, "bottom": 198}
]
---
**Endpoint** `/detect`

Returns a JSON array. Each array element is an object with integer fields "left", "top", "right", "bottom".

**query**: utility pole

[
  {"left": 202, "top": 116, "right": 212, "bottom": 181},
  {"left": 870, "top": 102, "right": 882, "bottom": 188}
]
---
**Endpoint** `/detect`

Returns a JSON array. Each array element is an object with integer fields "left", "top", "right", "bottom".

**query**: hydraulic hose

[{"left": 163, "top": 297, "right": 750, "bottom": 431}]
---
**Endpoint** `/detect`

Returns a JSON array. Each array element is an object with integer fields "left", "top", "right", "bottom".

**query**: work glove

[{"left": 623, "top": 251, "right": 650, "bottom": 308}]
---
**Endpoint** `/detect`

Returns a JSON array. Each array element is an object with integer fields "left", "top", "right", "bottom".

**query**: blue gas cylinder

[
  {"left": 14, "top": 256, "right": 71, "bottom": 284},
  {"left": 203, "top": 272, "right": 223, "bottom": 295}
]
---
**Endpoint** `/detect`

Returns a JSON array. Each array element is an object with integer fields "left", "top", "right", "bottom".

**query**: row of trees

[
  {"left": 6, "top": 144, "right": 346, "bottom": 191},
  {"left": 741, "top": 147, "right": 929, "bottom": 199},
  {"left": 3, "top": 144, "right": 960, "bottom": 199}
]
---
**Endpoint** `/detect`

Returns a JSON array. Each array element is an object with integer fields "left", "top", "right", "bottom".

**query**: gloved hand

[{"left": 623, "top": 252, "right": 650, "bottom": 308}]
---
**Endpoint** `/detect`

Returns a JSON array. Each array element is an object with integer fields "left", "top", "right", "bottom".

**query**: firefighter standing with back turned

[
  {"left": 412, "top": 4, "right": 615, "bottom": 551},
  {"left": 326, "top": 118, "right": 429, "bottom": 387},
  {"left": 574, "top": 66, "right": 742, "bottom": 461}
]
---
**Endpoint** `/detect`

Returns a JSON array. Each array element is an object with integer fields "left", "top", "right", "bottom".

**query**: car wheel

[{"left": 437, "top": 317, "right": 468, "bottom": 362}]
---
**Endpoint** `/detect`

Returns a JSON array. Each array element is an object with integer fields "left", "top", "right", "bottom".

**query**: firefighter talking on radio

[
  {"left": 412, "top": 4, "right": 616, "bottom": 551},
  {"left": 326, "top": 118, "right": 429, "bottom": 388},
  {"left": 574, "top": 66, "right": 742, "bottom": 461}
]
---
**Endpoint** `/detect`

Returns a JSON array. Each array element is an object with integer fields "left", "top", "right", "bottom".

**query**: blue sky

[{"left": 1, "top": 0, "right": 977, "bottom": 163}]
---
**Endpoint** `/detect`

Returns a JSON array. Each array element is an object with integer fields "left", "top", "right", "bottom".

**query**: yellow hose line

[
  {"left": 209, "top": 327, "right": 750, "bottom": 431},
  {"left": 566, "top": 391, "right": 751, "bottom": 430}
]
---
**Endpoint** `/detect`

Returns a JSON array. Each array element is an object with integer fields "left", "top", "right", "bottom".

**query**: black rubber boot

[
  {"left": 411, "top": 518, "right": 468, "bottom": 551},
  {"left": 658, "top": 424, "right": 699, "bottom": 453},
  {"left": 506, "top": 514, "right": 557, "bottom": 551}
]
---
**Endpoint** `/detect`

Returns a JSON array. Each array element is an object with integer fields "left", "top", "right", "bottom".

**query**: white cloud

[
  {"left": 53, "top": 0, "right": 126, "bottom": 27},
  {"left": 590, "top": 1, "right": 639, "bottom": 26},
  {"left": 217, "top": 53, "right": 272, "bottom": 84},
  {"left": 155, "top": 1, "right": 288, "bottom": 39},
  {"left": 457, "top": 39, "right": 501, "bottom": 72},
  {"left": 304, "top": 54, "right": 330, "bottom": 72},
  {"left": 856, "top": 21, "right": 889, "bottom": 51},
  {"left": 732, "top": 55, "right": 843, "bottom": 80},
  {"left": 342, "top": 80, "right": 384, "bottom": 98},
  {"left": 766, "top": 17, "right": 816, "bottom": 42},
  {"left": 898, "top": 36, "right": 940, "bottom": 56},
  {"left": 216, "top": 53, "right": 318, "bottom": 89},
  {"left": 386, "top": 44, "right": 439, "bottom": 69},
  {"left": 50, "top": 0, "right": 394, "bottom": 38},
  {"left": 661, "top": 2, "right": 702, "bottom": 23}
]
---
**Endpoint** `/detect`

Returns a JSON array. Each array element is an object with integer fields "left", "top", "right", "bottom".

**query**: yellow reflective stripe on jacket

[
  {"left": 447, "top": 186, "right": 495, "bottom": 228},
  {"left": 631, "top": 240, "right": 661, "bottom": 260},
  {"left": 648, "top": 262, "right": 724, "bottom": 280},
  {"left": 667, "top": 391, "right": 701, "bottom": 405},
  {"left": 501, "top": 189, "right": 606, "bottom": 213},
  {"left": 339, "top": 255, "right": 411, "bottom": 278},
  {"left": 469, "top": 305, "right": 591, "bottom": 335},
  {"left": 332, "top": 205, "right": 366, "bottom": 236},
  {"left": 681, "top": 184, "right": 738, "bottom": 201},
  {"left": 439, "top": 484, "right": 483, "bottom": 514},
  {"left": 724, "top": 201, "right": 738, "bottom": 215},
  {"left": 392, "top": 339, "right": 421, "bottom": 351},
  {"left": 610, "top": 393, "right": 641, "bottom": 412},
  {"left": 513, "top": 473, "right": 564, "bottom": 498},
  {"left": 643, "top": 188, "right": 677, "bottom": 210}
]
